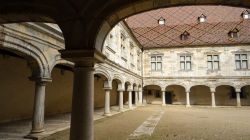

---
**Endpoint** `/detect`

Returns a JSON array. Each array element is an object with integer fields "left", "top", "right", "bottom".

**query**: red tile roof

[{"left": 126, "top": 6, "right": 250, "bottom": 48}]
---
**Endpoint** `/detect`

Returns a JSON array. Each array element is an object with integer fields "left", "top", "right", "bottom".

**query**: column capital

[
  {"left": 60, "top": 49, "right": 107, "bottom": 67},
  {"left": 29, "top": 76, "right": 52, "bottom": 83},
  {"left": 235, "top": 88, "right": 241, "bottom": 93},
  {"left": 210, "top": 87, "right": 216, "bottom": 93},
  {"left": 118, "top": 89, "right": 125, "bottom": 92}
]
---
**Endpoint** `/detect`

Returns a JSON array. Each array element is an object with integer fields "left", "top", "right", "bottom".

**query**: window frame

[
  {"left": 180, "top": 55, "right": 192, "bottom": 71},
  {"left": 151, "top": 55, "right": 163, "bottom": 71},
  {"left": 207, "top": 54, "right": 220, "bottom": 71},
  {"left": 235, "top": 53, "right": 248, "bottom": 70}
]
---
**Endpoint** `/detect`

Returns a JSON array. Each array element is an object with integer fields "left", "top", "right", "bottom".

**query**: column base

[
  {"left": 186, "top": 105, "right": 191, "bottom": 108},
  {"left": 212, "top": 105, "right": 216, "bottom": 108},
  {"left": 119, "top": 108, "right": 124, "bottom": 112},
  {"left": 237, "top": 105, "right": 242, "bottom": 107},
  {"left": 103, "top": 113, "right": 111, "bottom": 116},
  {"left": 30, "top": 128, "right": 45, "bottom": 134},
  {"left": 162, "top": 104, "right": 166, "bottom": 106}
]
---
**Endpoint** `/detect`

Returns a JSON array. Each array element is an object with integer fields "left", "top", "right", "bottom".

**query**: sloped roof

[{"left": 126, "top": 6, "right": 250, "bottom": 48}]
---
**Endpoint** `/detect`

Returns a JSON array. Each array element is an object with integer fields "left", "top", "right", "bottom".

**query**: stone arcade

[{"left": 1, "top": 1, "right": 250, "bottom": 140}]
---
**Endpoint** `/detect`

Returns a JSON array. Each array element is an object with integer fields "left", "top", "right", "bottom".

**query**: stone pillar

[
  {"left": 119, "top": 90, "right": 124, "bottom": 112},
  {"left": 138, "top": 89, "right": 143, "bottom": 105},
  {"left": 236, "top": 91, "right": 241, "bottom": 107},
  {"left": 69, "top": 66, "right": 94, "bottom": 140},
  {"left": 104, "top": 88, "right": 111, "bottom": 116},
  {"left": 135, "top": 91, "right": 138, "bottom": 106},
  {"left": 162, "top": 91, "right": 166, "bottom": 106},
  {"left": 30, "top": 79, "right": 48, "bottom": 133},
  {"left": 186, "top": 92, "right": 191, "bottom": 107},
  {"left": 211, "top": 92, "right": 216, "bottom": 107},
  {"left": 128, "top": 90, "right": 133, "bottom": 109}
]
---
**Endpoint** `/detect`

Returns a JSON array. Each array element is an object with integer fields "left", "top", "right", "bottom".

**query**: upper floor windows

[
  {"left": 151, "top": 56, "right": 162, "bottom": 71},
  {"left": 207, "top": 55, "right": 219, "bottom": 70},
  {"left": 180, "top": 55, "right": 191, "bottom": 70},
  {"left": 235, "top": 54, "right": 248, "bottom": 69}
]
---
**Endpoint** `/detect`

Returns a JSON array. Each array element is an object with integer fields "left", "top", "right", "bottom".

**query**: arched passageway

[
  {"left": 190, "top": 85, "right": 211, "bottom": 105},
  {"left": 143, "top": 85, "right": 162, "bottom": 105},
  {"left": 165, "top": 85, "right": 186, "bottom": 105},
  {"left": 215, "top": 85, "right": 236, "bottom": 106},
  {"left": 241, "top": 85, "right": 250, "bottom": 106}
]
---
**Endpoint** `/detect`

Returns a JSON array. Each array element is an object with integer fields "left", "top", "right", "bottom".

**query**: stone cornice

[
  {"left": 104, "top": 58, "right": 142, "bottom": 80},
  {"left": 143, "top": 76, "right": 250, "bottom": 80}
]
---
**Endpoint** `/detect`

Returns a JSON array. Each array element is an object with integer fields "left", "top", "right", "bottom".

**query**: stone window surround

[
  {"left": 150, "top": 54, "right": 163, "bottom": 71},
  {"left": 207, "top": 54, "right": 220, "bottom": 71},
  {"left": 232, "top": 50, "right": 250, "bottom": 71},
  {"left": 178, "top": 53, "right": 193, "bottom": 71}
]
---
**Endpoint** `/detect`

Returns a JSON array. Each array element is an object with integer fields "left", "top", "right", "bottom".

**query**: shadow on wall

[{"left": 0, "top": 55, "right": 73, "bottom": 123}]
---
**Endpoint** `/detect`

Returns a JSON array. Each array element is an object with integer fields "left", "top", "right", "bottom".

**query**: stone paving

[{"left": 0, "top": 105, "right": 131, "bottom": 140}]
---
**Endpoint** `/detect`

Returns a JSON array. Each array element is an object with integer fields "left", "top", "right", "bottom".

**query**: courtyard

[{"left": 42, "top": 105, "right": 250, "bottom": 140}]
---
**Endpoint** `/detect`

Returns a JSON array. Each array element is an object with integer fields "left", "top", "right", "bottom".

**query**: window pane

[
  {"left": 180, "top": 62, "right": 185, "bottom": 70},
  {"left": 208, "top": 61, "right": 212, "bottom": 69},
  {"left": 186, "top": 62, "right": 191, "bottom": 70},
  {"left": 214, "top": 61, "right": 219, "bottom": 70},
  {"left": 236, "top": 61, "right": 241, "bottom": 69},
  {"left": 213, "top": 55, "right": 219, "bottom": 61},
  {"left": 207, "top": 55, "right": 212, "bottom": 61},
  {"left": 241, "top": 54, "right": 247, "bottom": 59},
  {"left": 151, "top": 62, "right": 156, "bottom": 70},
  {"left": 235, "top": 54, "right": 240, "bottom": 60},
  {"left": 157, "top": 56, "right": 162, "bottom": 61},
  {"left": 242, "top": 60, "right": 248, "bottom": 69},
  {"left": 151, "top": 56, "right": 156, "bottom": 61},
  {"left": 180, "top": 56, "right": 185, "bottom": 61},
  {"left": 157, "top": 62, "right": 162, "bottom": 70},
  {"left": 186, "top": 56, "right": 191, "bottom": 61}
]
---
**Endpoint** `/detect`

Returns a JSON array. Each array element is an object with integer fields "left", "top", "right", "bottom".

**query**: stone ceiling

[{"left": 126, "top": 6, "right": 250, "bottom": 48}]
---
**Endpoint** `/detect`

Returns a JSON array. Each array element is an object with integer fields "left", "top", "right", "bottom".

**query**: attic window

[
  {"left": 198, "top": 14, "right": 206, "bottom": 23},
  {"left": 180, "top": 31, "right": 190, "bottom": 40},
  {"left": 241, "top": 10, "right": 250, "bottom": 20},
  {"left": 228, "top": 28, "right": 239, "bottom": 38}
]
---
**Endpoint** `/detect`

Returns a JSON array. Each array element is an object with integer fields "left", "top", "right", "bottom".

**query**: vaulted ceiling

[{"left": 126, "top": 6, "right": 250, "bottom": 48}]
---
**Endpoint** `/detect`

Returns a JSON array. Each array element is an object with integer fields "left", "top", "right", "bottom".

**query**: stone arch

[
  {"left": 94, "top": 68, "right": 112, "bottom": 81},
  {"left": 0, "top": 36, "right": 51, "bottom": 79},
  {"left": 95, "top": 1, "right": 250, "bottom": 52},
  {"left": 189, "top": 85, "right": 211, "bottom": 105},
  {"left": 165, "top": 84, "right": 186, "bottom": 105},
  {"left": 215, "top": 82, "right": 236, "bottom": 90},
  {"left": 52, "top": 59, "right": 74, "bottom": 72}
]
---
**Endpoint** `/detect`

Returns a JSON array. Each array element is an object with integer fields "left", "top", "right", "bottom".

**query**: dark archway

[
  {"left": 165, "top": 85, "right": 186, "bottom": 105},
  {"left": 190, "top": 85, "right": 211, "bottom": 105},
  {"left": 240, "top": 85, "right": 250, "bottom": 106},
  {"left": 215, "top": 85, "right": 236, "bottom": 106},
  {"left": 143, "top": 85, "right": 162, "bottom": 104}
]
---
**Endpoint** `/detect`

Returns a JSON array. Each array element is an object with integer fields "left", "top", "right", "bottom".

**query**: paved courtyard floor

[{"left": 43, "top": 105, "right": 250, "bottom": 140}]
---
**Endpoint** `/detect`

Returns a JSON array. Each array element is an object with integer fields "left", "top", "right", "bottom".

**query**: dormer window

[{"left": 180, "top": 31, "right": 190, "bottom": 40}]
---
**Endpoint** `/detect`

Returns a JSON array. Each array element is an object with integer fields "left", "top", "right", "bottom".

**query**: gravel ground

[{"left": 42, "top": 105, "right": 250, "bottom": 140}]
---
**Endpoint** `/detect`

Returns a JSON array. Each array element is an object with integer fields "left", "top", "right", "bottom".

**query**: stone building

[{"left": 1, "top": 2, "right": 250, "bottom": 140}]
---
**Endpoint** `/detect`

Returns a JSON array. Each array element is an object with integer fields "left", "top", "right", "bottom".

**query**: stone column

[
  {"left": 104, "top": 88, "right": 111, "bottom": 116},
  {"left": 119, "top": 90, "right": 124, "bottom": 112},
  {"left": 236, "top": 91, "right": 241, "bottom": 107},
  {"left": 30, "top": 79, "right": 48, "bottom": 133},
  {"left": 128, "top": 90, "right": 133, "bottom": 109},
  {"left": 69, "top": 66, "right": 94, "bottom": 140},
  {"left": 138, "top": 89, "right": 143, "bottom": 105},
  {"left": 211, "top": 92, "right": 216, "bottom": 107},
  {"left": 186, "top": 91, "right": 191, "bottom": 107},
  {"left": 162, "top": 91, "right": 166, "bottom": 106},
  {"left": 135, "top": 91, "right": 138, "bottom": 106}
]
